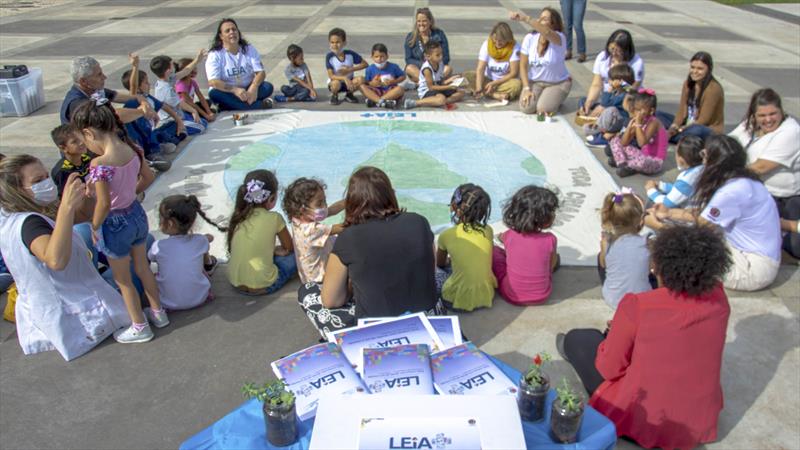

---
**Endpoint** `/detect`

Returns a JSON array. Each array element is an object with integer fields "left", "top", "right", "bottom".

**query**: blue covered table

[{"left": 180, "top": 356, "right": 616, "bottom": 450}]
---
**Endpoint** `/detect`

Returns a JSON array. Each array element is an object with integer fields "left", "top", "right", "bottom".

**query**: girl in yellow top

[
  {"left": 226, "top": 170, "right": 296, "bottom": 295},
  {"left": 436, "top": 184, "right": 497, "bottom": 311}
]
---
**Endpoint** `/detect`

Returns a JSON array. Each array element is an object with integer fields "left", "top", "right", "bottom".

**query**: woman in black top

[{"left": 298, "top": 166, "right": 442, "bottom": 336}]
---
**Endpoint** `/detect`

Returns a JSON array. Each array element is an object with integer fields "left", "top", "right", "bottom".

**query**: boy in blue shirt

[
  {"left": 360, "top": 43, "right": 406, "bottom": 109},
  {"left": 326, "top": 28, "right": 367, "bottom": 105}
]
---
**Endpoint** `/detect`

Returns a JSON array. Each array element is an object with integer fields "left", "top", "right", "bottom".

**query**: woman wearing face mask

[
  {"left": 579, "top": 29, "right": 644, "bottom": 117},
  {"left": 661, "top": 52, "right": 724, "bottom": 144},
  {"left": 0, "top": 155, "right": 129, "bottom": 361},
  {"left": 730, "top": 88, "right": 800, "bottom": 259},
  {"left": 404, "top": 7, "right": 452, "bottom": 85}
]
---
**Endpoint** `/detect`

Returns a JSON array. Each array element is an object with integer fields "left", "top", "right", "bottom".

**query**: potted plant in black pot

[
  {"left": 242, "top": 380, "right": 298, "bottom": 446},
  {"left": 550, "top": 378, "right": 584, "bottom": 443},
  {"left": 517, "top": 352, "right": 551, "bottom": 422}
]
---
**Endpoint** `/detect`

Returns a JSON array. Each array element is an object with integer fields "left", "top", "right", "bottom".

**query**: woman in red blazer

[{"left": 559, "top": 224, "right": 732, "bottom": 449}]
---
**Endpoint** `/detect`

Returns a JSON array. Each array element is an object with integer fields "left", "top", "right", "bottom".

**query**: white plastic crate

[{"left": 0, "top": 68, "right": 45, "bottom": 117}]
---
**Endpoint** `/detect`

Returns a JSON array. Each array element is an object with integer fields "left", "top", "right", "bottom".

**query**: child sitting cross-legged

[
  {"left": 282, "top": 177, "right": 344, "bottom": 285},
  {"left": 598, "top": 189, "right": 656, "bottom": 310},
  {"left": 150, "top": 52, "right": 208, "bottom": 136},
  {"left": 326, "top": 28, "right": 367, "bottom": 105},
  {"left": 492, "top": 185, "right": 560, "bottom": 305},
  {"left": 360, "top": 43, "right": 406, "bottom": 110},
  {"left": 226, "top": 170, "right": 297, "bottom": 295},
  {"left": 608, "top": 89, "right": 668, "bottom": 177},
  {"left": 436, "top": 184, "right": 497, "bottom": 311},
  {"left": 175, "top": 57, "right": 216, "bottom": 122},
  {"left": 275, "top": 44, "right": 317, "bottom": 103},
  {"left": 645, "top": 134, "right": 705, "bottom": 209},
  {"left": 148, "top": 195, "right": 224, "bottom": 310},
  {"left": 405, "top": 41, "right": 465, "bottom": 110}
]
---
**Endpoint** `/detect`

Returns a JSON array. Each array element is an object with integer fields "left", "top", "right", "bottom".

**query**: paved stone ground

[{"left": 1, "top": 1, "right": 799, "bottom": 449}]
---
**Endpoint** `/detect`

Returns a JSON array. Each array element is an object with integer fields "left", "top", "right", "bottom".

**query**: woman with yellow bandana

[
  {"left": 511, "top": 7, "right": 573, "bottom": 115},
  {"left": 465, "top": 22, "right": 522, "bottom": 102}
]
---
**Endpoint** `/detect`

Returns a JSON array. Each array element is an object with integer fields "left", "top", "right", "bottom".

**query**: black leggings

[
  {"left": 775, "top": 195, "right": 800, "bottom": 258},
  {"left": 564, "top": 328, "right": 606, "bottom": 396}
]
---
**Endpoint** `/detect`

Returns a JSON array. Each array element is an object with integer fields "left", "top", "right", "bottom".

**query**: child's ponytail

[
  {"left": 159, "top": 194, "right": 224, "bottom": 235},
  {"left": 451, "top": 183, "right": 491, "bottom": 232},
  {"left": 70, "top": 98, "right": 142, "bottom": 155},
  {"left": 600, "top": 190, "right": 644, "bottom": 241},
  {"left": 226, "top": 170, "right": 279, "bottom": 252}
]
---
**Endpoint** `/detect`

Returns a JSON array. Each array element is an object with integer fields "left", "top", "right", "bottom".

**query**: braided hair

[
  {"left": 451, "top": 183, "right": 491, "bottom": 233},
  {"left": 159, "top": 194, "right": 224, "bottom": 235}
]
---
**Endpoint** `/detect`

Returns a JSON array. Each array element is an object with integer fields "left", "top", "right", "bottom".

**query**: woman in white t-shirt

[
  {"left": 464, "top": 22, "right": 522, "bottom": 102},
  {"left": 648, "top": 135, "right": 781, "bottom": 291},
  {"left": 730, "top": 88, "right": 800, "bottom": 258},
  {"left": 580, "top": 29, "right": 644, "bottom": 116},
  {"left": 510, "top": 8, "right": 572, "bottom": 115},
  {"left": 205, "top": 18, "right": 274, "bottom": 111}
]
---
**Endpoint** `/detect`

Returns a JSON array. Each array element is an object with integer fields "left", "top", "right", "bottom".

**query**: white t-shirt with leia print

[
  {"left": 205, "top": 45, "right": 264, "bottom": 90},
  {"left": 477, "top": 40, "right": 521, "bottom": 81}
]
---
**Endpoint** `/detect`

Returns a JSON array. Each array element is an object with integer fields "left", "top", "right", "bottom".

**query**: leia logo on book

[
  {"left": 376, "top": 337, "right": 411, "bottom": 347},
  {"left": 389, "top": 433, "right": 453, "bottom": 449}
]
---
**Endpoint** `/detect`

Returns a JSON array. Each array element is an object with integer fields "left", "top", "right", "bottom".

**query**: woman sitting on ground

[
  {"left": 647, "top": 135, "right": 781, "bottom": 291},
  {"left": 559, "top": 224, "right": 731, "bottom": 449},
  {"left": 205, "top": 18, "right": 274, "bottom": 111},
  {"left": 464, "top": 22, "right": 522, "bottom": 102},
  {"left": 662, "top": 51, "right": 725, "bottom": 144},
  {"left": 510, "top": 7, "right": 572, "bottom": 115},
  {"left": 404, "top": 7, "right": 452, "bottom": 84},
  {"left": 297, "top": 166, "right": 443, "bottom": 336},
  {"left": 579, "top": 29, "right": 644, "bottom": 117},
  {"left": 0, "top": 155, "right": 129, "bottom": 361},
  {"left": 729, "top": 88, "right": 800, "bottom": 259}
]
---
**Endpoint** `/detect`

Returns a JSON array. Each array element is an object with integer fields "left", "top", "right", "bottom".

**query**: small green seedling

[
  {"left": 555, "top": 378, "right": 582, "bottom": 414},
  {"left": 242, "top": 380, "right": 295, "bottom": 408}
]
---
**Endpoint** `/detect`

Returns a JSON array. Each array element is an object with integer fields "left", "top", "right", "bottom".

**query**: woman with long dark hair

[
  {"left": 205, "top": 18, "right": 274, "bottom": 111},
  {"left": 579, "top": 29, "right": 644, "bottom": 116},
  {"left": 297, "top": 167, "right": 442, "bottom": 336},
  {"left": 664, "top": 51, "right": 724, "bottom": 143},
  {"left": 730, "top": 88, "right": 800, "bottom": 258},
  {"left": 648, "top": 135, "right": 781, "bottom": 291},
  {"left": 404, "top": 8, "right": 452, "bottom": 84}
]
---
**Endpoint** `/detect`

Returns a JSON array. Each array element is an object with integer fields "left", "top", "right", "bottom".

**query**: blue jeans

[
  {"left": 125, "top": 118, "right": 161, "bottom": 159},
  {"left": 96, "top": 201, "right": 149, "bottom": 259},
  {"left": 156, "top": 111, "right": 207, "bottom": 139},
  {"left": 209, "top": 82, "right": 274, "bottom": 111},
  {"left": 266, "top": 253, "right": 298, "bottom": 294},
  {"left": 560, "top": 0, "right": 587, "bottom": 54},
  {"left": 656, "top": 111, "right": 715, "bottom": 144},
  {"left": 280, "top": 84, "right": 312, "bottom": 101},
  {"left": 0, "top": 273, "right": 12, "bottom": 294}
]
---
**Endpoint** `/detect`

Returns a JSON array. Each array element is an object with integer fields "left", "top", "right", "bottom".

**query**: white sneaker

[
  {"left": 113, "top": 324, "right": 154, "bottom": 344},
  {"left": 144, "top": 307, "right": 170, "bottom": 328},
  {"left": 159, "top": 143, "right": 177, "bottom": 154}
]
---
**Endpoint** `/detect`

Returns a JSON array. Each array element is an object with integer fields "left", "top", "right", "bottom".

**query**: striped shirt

[{"left": 647, "top": 165, "right": 703, "bottom": 208}]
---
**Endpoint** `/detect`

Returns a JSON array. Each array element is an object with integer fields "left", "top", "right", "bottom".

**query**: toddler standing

[
  {"left": 149, "top": 195, "right": 224, "bottom": 310},
  {"left": 436, "top": 184, "right": 497, "bottom": 311},
  {"left": 492, "top": 185, "right": 559, "bottom": 305},
  {"left": 72, "top": 100, "right": 167, "bottom": 343},
  {"left": 226, "top": 170, "right": 297, "bottom": 295},
  {"left": 598, "top": 190, "right": 656, "bottom": 309},
  {"left": 608, "top": 89, "right": 668, "bottom": 177},
  {"left": 282, "top": 178, "right": 344, "bottom": 284}
]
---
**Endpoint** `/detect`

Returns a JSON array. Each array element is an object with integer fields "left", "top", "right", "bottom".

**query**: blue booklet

[
  {"left": 362, "top": 344, "right": 435, "bottom": 395},
  {"left": 329, "top": 313, "right": 444, "bottom": 373},
  {"left": 359, "top": 316, "right": 462, "bottom": 350},
  {"left": 271, "top": 342, "right": 368, "bottom": 420},
  {"left": 430, "top": 342, "right": 518, "bottom": 396}
]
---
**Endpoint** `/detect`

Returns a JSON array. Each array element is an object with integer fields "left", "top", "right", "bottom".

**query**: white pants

[{"left": 724, "top": 243, "right": 780, "bottom": 292}]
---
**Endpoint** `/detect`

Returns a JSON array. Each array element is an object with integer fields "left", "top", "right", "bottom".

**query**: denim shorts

[{"left": 97, "top": 201, "right": 149, "bottom": 259}]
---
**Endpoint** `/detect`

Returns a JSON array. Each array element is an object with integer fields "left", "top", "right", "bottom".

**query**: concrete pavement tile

[
  {"left": 0, "top": 58, "right": 114, "bottom": 93},
  {"left": 12, "top": 35, "right": 163, "bottom": 57},
  {"left": 759, "top": 2, "right": 800, "bottom": 17},
  {"left": 441, "top": 33, "right": 494, "bottom": 58},
  {"left": 594, "top": 1, "right": 668, "bottom": 12},
  {"left": 235, "top": 4, "right": 324, "bottom": 17},
  {"left": 86, "top": 17, "right": 205, "bottom": 35},
  {"left": 605, "top": 10, "right": 708, "bottom": 25},
  {"left": 256, "top": 0, "right": 331, "bottom": 4},
  {"left": 726, "top": 66, "right": 800, "bottom": 100},
  {"left": 429, "top": 0, "right": 501, "bottom": 5},
  {"left": 0, "top": 35, "right": 45, "bottom": 53},
  {"left": 44, "top": 6, "right": 145, "bottom": 18},
  {"left": 583, "top": 10, "right": 612, "bottom": 21},
  {"left": 340, "top": 0, "right": 416, "bottom": 4},
  {"left": 330, "top": 6, "right": 415, "bottom": 17},
  {"left": 88, "top": 0, "right": 162, "bottom": 5},
  {"left": 644, "top": 24, "right": 752, "bottom": 42},
  {"left": 197, "top": 17, "right": 307, "bottom": 33},
  {"left": 133, "top": 6, "right": 234, "bottom": 18},
  {"left": 0, "top": 19, "right": 99, "bottom": 34},
  {"left": 426, "top": 6, "right": 515, "bottom": 20},
  {"left": 586, "top": 38, "right": 686, "bottom": 62},
  {"left": 312, "top": 17, "right": 413, "bottom": 35},
  {"left": 437, "top": 18, "right": 529, "bottom": 35},
  {"left": 298, "top": 34, "right": 407, "bottom": 56},
  {"left": 0, "top": 101, "right": 62, "bottom": 148},
  {"left": 148, "top": 33, "right": 286, "bottom": 67},
  {"left": 671, "top": 40, "right": 800, "bottom": 67}
]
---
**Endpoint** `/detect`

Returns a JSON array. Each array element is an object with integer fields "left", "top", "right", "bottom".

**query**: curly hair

[
  {"left": 159, "top": 194, "right": 224, "bottom": 235},
  {"left": 502, "top": 185, "right": 558, "bottom": 234},
  {"left": 451, "top": 183, "right": 491, "bottom": 233},
  {"left": 226, "top": 169, "right": 278, "bottom": 252},
  {"left": 651, "top": 224, "right": 731, "bottom": 297},
  {"left": 283, "top": 177, "right": 325, "bottom": 220}
]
